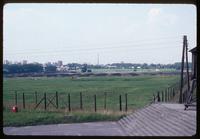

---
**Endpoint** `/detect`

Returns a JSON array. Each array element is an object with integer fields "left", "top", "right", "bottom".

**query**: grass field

[{"left": 3, "top": 75, "right": 180, "bottom": 126}]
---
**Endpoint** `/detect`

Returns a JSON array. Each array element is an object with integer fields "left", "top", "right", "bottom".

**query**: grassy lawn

[{"left": 3, "top": 75, "right": 180, "bottom": 126}]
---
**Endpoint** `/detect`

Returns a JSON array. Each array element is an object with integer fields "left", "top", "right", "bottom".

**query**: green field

[{"left": 3, "top": 75, "right": 180, "bottom": 126}]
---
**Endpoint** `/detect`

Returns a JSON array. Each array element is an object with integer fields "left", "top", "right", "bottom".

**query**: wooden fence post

[
  {"left": 171, "top": 87, "right": 173, "bottom": 99},
  {"left": 80, "top": 92, "right": 83, "bottom": 110},
  {"left": 119, "top": 95, "right": 122, "bottom": 111},
  {"left": 23, "top": 93, "right": 25, "bottom": 109},
  {"left": 153, "top": 94, "right": 155, "bottom": 103},
  {"left": 125, "top": 93, "right": 128, "bottom": 112},
  {"left": 35, "top": 91, "right": 37, "bottom": 105},
  {"left": 44, "top": 93, "right": 46, "bottom": 110},
  {"left": 56, "top": 91, "right": 58, "bottom": 109},
  {"left": 165, "top": 89, "right": 167, "bottom": 102},
  {"left": 161, "top": 91, "right": 164, "bottom": 102},
  {"left": 104, "top": 92, "right": 107, "bottom": 110},
  {"left": 168, "top": 88, "right": 170, "bottom": 100},
  {"left": 94, "top": 95, "right": 96, "bottom": 112},
  {"left": 157, "top": 91, "right": 160, "bottom": 102},
  {"left": 68, "top": 94, "right": 71, "bottom": 112},
  {"left": 166, "top": 88, "right": 168, "bottom": 101},
  {"left": 169, "top": 87, "right": 171, "bottom": 99},
  {"left": 15, "top": 91, "right": 17, "bottom": 105}
]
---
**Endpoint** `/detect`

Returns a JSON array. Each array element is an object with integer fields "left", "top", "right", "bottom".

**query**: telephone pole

[
  {"left": 185, "top": 40, "right": 190, "bottom": 91},
  {"left": 179, "top": 35, "right": 190, "bottom": 103},
  {"left": 97, "top": 54, "right": 99, "bottom": 65}
]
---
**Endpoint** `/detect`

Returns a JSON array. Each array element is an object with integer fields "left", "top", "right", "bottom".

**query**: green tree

[{"left": 45, "top": 65, "right": 57, "bottom": 73}]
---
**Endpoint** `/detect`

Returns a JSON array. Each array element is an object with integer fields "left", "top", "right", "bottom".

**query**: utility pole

[
  {"left": 179, "top": 35, "right": 190, "bottom": 103},
  {"left": 179, "top": 35, "right": 186, "bottom": 103},
  {"left": 185, "top": 40, "right": 190, "bottom": 91},
  {"left": 97, "top": 54, "right": 99, "bottom": 65}
]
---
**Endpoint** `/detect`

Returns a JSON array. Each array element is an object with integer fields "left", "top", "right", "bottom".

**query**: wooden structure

[
  {"left": 189, "top": 47, "right": 197, "bottom": 79},
  {"left": 184, "top": 46, "right": 197, "bottom": 110},
  {"left": 179, "top": 35, "right": 190, "bottom": 103}
]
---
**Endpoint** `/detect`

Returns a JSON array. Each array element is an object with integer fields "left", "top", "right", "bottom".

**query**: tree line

[
  {"left": 3, "top": 64, "right": 56, "bottom": 74},
  {"left": 3, "top": 62, "right": 192, "bottom": 74}
]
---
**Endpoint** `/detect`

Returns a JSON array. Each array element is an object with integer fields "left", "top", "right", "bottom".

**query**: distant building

[
  {"left": 33, "top": 62, "right": 39, "bottom": 64},
  {"left": 4, "top": 60, "right": 10, "bottom": 65},
  {"left": 106, "top": 65, "right": 117, "bottom": 68},
  {"left": 22, "top": 60, "right": 27, "bottom": 65},
  {"left": 14, "top": 61, "right": 21, "bottom": 65},
  {"left": 155, "top": 69, "right": 160, "bottom": 72},
  {"left": 57, "top": 60, "right": 63, "bottom": 67},
  {"left": 45, "top": 62, "right": 52, "bottom": 66},
  {"left": 57, "top": 65, "right": 69, "bottom": 71}
]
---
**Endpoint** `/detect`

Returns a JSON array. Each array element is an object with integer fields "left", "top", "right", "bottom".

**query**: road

[{"left": 3, "top": 121, "right": 126, "bottom": 136}]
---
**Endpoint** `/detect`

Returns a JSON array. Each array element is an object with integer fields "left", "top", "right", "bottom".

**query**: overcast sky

[{"left": 3, "top": 3, "right": 196, "bottom": 65}]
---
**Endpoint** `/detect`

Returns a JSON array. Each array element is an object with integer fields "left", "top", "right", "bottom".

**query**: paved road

[{"left": 3, "top": 121, "right": 126, "bottom": 136}]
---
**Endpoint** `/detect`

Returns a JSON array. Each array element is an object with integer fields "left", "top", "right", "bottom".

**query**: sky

[{"left": 3, "top": 3, "right": 196, "bottom": 65}]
